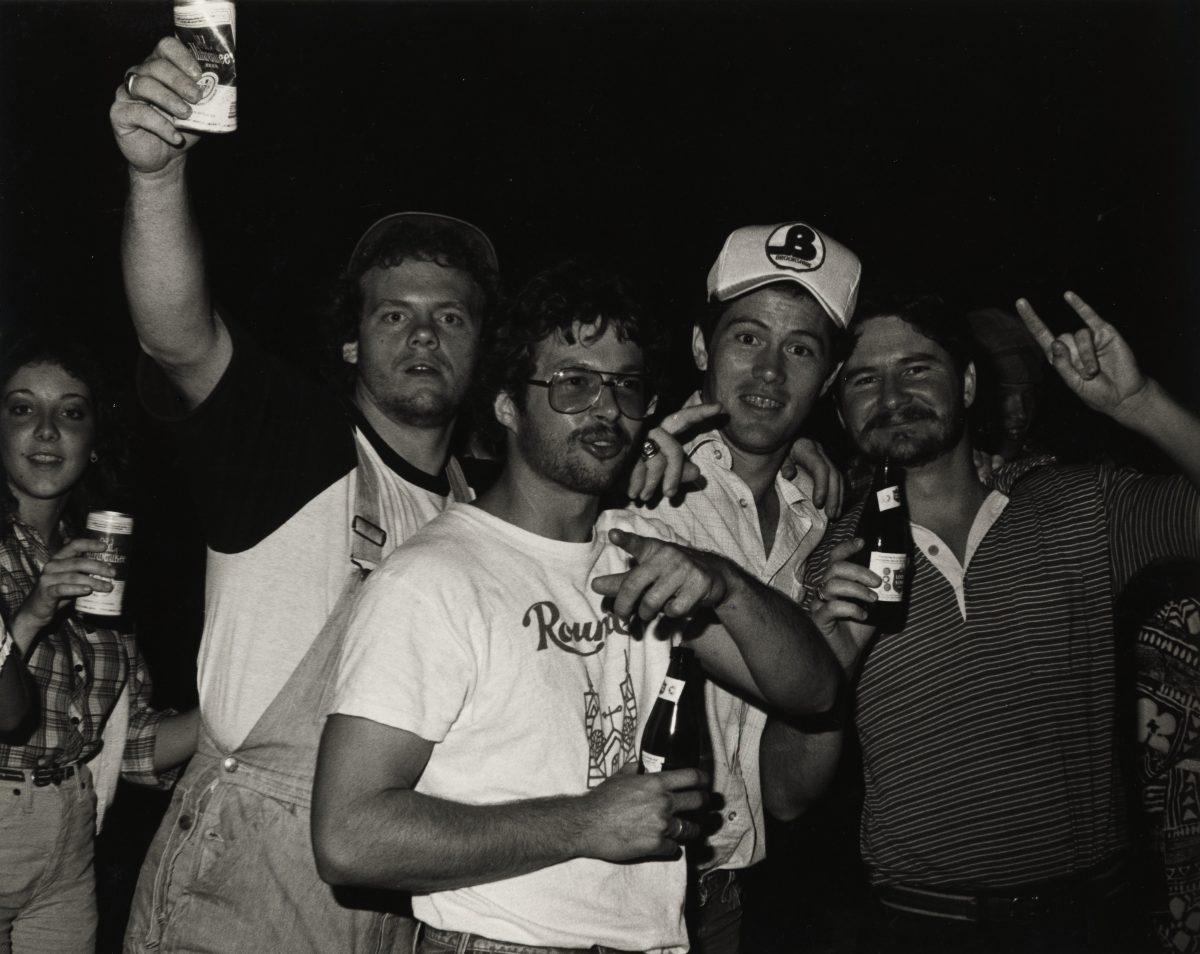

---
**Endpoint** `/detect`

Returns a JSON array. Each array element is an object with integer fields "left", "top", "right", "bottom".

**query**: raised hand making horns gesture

[{"left": 1015, "top": 290, "right": 1149, "bottom": 425}]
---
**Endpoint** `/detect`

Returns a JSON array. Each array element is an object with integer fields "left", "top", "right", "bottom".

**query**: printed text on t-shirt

[{"left": 523, "top": 601, "right": 634, "bottom": 656}]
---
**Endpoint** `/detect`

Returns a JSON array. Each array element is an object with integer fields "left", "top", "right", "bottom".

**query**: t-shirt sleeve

[
  {"left": 138, "top": 319, "right": 357, "bottom": 554},
  {"left": 331, "top": 551, "right": 475, "bottom": 742},
  {"left": 1102, "top": 467, "right": 1200, "bottom": 593}
]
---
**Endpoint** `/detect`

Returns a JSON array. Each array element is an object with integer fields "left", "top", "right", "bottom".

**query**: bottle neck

[
  {"left": 667, "top": 646, "right": 693, "bottom": 677},
  {"left": 874, "top": 459, "right": 904, "bottom": 489}
]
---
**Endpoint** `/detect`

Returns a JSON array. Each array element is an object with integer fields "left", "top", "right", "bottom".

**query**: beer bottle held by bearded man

[{"left": 852, "top": 459, "right": 912, "bottom": 632}]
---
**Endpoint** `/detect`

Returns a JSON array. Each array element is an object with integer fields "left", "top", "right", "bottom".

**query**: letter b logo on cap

[{"left": 765, "top": 223, "right": 826, "bottom": 272}]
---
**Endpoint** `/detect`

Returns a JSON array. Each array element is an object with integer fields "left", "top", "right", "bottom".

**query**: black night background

[{"left": 1, "top": 2, "right": 1197, "bottom": 949}]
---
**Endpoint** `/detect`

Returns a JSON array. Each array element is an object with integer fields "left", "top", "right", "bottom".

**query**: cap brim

[
  {"left": 715, "top": 274, "right": 848, "bottom": 329},
  {"left": 348, "top": 211, "right": 499, "bottom": 274}
]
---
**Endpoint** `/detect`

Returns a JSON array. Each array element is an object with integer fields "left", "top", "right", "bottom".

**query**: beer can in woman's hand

[
  {"left": 174, "top": 0, "right": 237, "bottom": 133},
  {"left": 75, "top": 511, "right": 134, "bottom": 618}
]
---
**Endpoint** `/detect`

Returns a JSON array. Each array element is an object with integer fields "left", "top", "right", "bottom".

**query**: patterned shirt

[
  {"left": 0, "top": 515, "right": 171, "bottom": 786},
  {"left": 0, "top": 621, "right": 11, "bottom": 673},
  {"left": 806, "top": 459, "right": 1200, "bottom": 889},
  {"left": 1131, "top": 587, "right": 1200, "bottom": 954},
  {"left": 645, "top": 393, "right": 827, "bottom": 871}
]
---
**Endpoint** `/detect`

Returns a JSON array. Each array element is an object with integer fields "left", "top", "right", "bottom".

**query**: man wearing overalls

[{"left": 112, "top": 37, "right": 496, "bottom": 953}]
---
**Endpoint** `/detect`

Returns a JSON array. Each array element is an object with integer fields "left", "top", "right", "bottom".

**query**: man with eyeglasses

[{"left": 311, "top": 260, "right": 845, "bottom": 954}]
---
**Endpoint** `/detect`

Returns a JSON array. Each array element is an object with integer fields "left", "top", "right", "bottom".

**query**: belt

[
  {"left": 419, "top": 924, "right": 642, "bottom": 953},
  {"left": 876, "top": 858, "right": 1129, "bottom": 925},
  {"left": 0, "top": 764, "right": 79, "bottom": 787}
]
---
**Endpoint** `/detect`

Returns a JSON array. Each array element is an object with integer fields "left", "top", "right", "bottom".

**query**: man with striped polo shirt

[
  {"left": 643, "top": 222, "right": 867, "bottom": 954},
  {"left": 770, "top": 290, "right": 1200, "bottom": 953}
]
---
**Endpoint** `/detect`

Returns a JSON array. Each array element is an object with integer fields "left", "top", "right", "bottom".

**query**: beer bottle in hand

[
  {"left": 640, "top": 646, "right": 701, "bottom": 773},
  {"left": 851, "top": 459, "right": 912, "bottom": 633}
]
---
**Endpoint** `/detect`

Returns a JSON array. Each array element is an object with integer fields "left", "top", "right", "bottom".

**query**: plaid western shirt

[
  {"left": 0, "top": 515, "right": 171, "bottom": 786},
  {"left": 0, "top": 621, "right": 11, "bottom": 673}
]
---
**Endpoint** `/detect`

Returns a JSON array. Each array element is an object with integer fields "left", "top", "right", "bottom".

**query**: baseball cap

[
  {"left": 706, "top": 222, "right": 862, "bottom": 328},
  {"left": 348, "top": 211, "right": 499, "bottom": 275}
]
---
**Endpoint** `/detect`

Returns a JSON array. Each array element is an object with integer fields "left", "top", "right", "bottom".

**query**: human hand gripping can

[
  {"left": 174, "top": 0, "right": 237, "bottom": 133},
  {"left": 75, "top": 511, "right": 134, "bottom": 618}
]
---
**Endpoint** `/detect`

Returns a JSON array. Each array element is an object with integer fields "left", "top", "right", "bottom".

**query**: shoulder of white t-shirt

[{"left": 371, "top": 506, "right": 480, "bottom": 576}]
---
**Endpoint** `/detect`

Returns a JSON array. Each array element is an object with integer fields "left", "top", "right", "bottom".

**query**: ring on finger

[
  {"left": 124, "top": 69, "right": 138, "bottom": 98},
  {"left": 640, "top": 438, "right": 661, "bottom": 462},
  {"left": 666, "top": 816, "right": 683, "bottom": 840}
]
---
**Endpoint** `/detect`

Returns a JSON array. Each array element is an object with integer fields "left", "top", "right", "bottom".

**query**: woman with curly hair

[{"left": 0, "top": 334, "right": 197, "bottom": 953}]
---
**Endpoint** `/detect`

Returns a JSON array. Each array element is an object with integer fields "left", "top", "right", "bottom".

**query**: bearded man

[
  {"left": 763, "top": 291, "right": 1200, "bottom": 954},
  {"left": 312, "top": 261, "right": 845, "bottom": 953}
]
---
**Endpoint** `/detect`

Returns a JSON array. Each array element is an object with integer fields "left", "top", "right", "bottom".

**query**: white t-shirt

[
  {"left": 333, "top": 503, "right": 688, "bottom": 953},
  {"left": 197, "top": 430, "right": 452, "bottom": 750},
  {"left": 142, "top": 329, "right": 477, "bottom": 752}
]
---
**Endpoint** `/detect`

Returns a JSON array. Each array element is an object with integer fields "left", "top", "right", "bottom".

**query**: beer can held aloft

[
  {"left": 75, "top": 511, "right": 134, "bottom": 618},
  {"left": 174, "top": 0, "right": 237, "bottom": 134}
]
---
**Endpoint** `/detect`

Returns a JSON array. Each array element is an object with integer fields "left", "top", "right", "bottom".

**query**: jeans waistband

[{"left": 418, "top": 924, "right": 643, "bottom": 954}]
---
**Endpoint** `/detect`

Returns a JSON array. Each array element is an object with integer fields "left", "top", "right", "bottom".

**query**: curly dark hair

[
  {"left": 326, "top": 217, "right": 502, "bottom": 388},
  {"left": 0, "top": 334, "right": 128, "bottom": 532},
  {"left": 473, "top": 259, "right": 667, "bottom": 455}
]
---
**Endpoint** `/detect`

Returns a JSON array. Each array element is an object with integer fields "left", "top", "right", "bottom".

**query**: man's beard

[
  {"left": 519, "top": 421, "right": 636, "bottom": 494},
  {"left": 857, "top": 403, "right": 966, "bottom": 466}
]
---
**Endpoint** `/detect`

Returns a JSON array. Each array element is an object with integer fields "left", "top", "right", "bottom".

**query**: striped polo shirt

[{"left": 806, "top": 459, "right": 1200, "bottom": 889}]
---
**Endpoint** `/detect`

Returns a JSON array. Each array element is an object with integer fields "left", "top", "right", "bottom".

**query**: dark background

[{"left": 1, "top": 1, "right": 1197, "bottom": 950}]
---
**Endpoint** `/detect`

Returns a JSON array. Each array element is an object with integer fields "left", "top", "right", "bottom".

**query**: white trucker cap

[{"left": 706, "top": 222, "right": 862, "bottom": 328}]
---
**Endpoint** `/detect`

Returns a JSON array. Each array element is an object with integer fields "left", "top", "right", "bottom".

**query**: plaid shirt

[
  {"left": 0, "top": 621, "right": 11, "bottom": 673},
  {"left": 0, "top": 515, "right": 171, "bottom": 786}
]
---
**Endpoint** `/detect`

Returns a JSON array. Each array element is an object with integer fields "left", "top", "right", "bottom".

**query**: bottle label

[
  {"left": 656, "top": 675, "right": 684, "bottom": 703},
  {"left": 876, "top": 485, "right": 902, "bottom": 511},
  {"left": 76, "top": 579, "right": 127, "bottom": 617},
  {"left": 641, "top": 751, "right": 666, "bottom": 773},
  {"left": 868, "top": 551, "right": 908, "bottom": 602}
]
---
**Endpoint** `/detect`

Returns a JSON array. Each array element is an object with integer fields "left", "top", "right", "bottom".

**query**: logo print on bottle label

[
  {"left": 868, "top": 552, "right": 908, "bottom": 602},
  {"left": 657, "top": 676, "right": 684, "bottom": 703},
  {"left": 765, "top": 223, "right": 826, "bottom": 272},
  {"left": 641, "top": 752, "right": 666, "bottom": 773},
  {"left": 876, "top": 486, "right": 902, "bottom": 511}
]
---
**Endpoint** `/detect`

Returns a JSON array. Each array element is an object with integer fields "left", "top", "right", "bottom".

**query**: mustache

[
  {"left": 864, "top": 406, "right": 939, "bottom": 432},
  {"left": 570, "top": 424, "right": 630, "bottom": 448}
]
